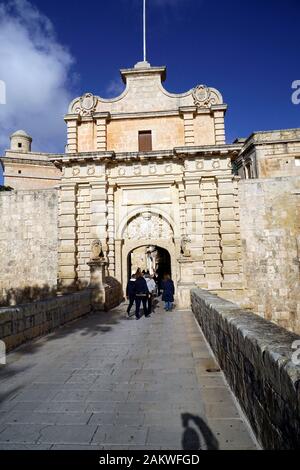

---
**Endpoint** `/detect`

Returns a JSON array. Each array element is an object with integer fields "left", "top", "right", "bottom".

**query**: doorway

[{"left": 127, "top": 245, "right": 171, "bottom": 282}]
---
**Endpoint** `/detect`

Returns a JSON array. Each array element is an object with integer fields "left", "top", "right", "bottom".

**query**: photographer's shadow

[{"left": 181, "top": 413, "right": 219, "bottom": 451}]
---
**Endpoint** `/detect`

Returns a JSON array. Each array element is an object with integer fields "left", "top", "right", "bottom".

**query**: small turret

[{"left": 10, "top": 130, "right": 32, "bottom": 152}]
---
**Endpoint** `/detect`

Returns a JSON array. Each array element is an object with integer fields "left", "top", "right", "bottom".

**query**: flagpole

[{"left": 143, "top": 0, "right": 147, "bottom": 62}]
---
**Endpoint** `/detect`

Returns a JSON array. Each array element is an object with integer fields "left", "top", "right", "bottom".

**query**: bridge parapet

[{"left": 191, "top": 288, "right": 300, "bottom": 450}]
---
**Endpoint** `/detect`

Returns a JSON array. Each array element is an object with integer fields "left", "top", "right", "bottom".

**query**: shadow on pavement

[{"left": 181, "top": 413, "right": 219, "bottom": 450}]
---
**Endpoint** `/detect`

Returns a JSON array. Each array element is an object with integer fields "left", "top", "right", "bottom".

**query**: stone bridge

[{"left": 0, "top": 289, "right": 299, "bottom": 450}]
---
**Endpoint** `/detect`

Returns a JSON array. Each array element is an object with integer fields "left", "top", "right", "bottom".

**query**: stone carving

[
  {"left": 213, "top": 159, "right": 220, "bottom": 169},
  {"left": 91, "top": 240, "right": 103, "bottom": 260},
  {"left": 193, "top": 85, "right": 211, "bottom": 107},
  {"left": 181, "top": 236, "right": 191, "bottom": 257},
  {"left": 74, "top": 93, "right": 97, "bottom": 116},
  {"left": 87, "top": 166, "right": 95, "bottom": 176},
  {"left": 73, "top": 167, "right": 80, "bottom": 177},
  {"left": 149, "top": 164, "right": 157, "bottom": 175},
  {"left": 126, "top": 212, "right": 173, "bottom": 240},
  {"left": 165, "top": 164, "right": 173, "bottom": 174},
  {"left": 196, "top": 160, "right": 204, "bottom": 170},
  {"left": 193, "top": 85, "right": 219, "bottom": 108},
  {"left": 134, "top": 165, "right": 142, "bottom": 176},
  {"left": 146, "top": 246, "right": 158, "bottom": 275}
]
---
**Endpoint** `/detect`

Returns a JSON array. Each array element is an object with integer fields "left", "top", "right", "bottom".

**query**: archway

[
  {"left": 127, "top": 245, "right": 172, "bottom": 282},
  {"left": 117, "top": 210, "right": 179, "bottom": 295}
]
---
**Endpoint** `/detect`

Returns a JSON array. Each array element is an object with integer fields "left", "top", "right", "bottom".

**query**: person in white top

[{"left": 145, "top": 273, "right": 157, "bottom": 315}]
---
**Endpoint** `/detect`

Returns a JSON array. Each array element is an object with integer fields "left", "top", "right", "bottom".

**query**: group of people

[{"left": 126, "top": 269, "right": 175, "bottom": 320}]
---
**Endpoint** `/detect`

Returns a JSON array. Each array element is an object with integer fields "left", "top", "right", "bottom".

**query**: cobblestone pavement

[{"left": 0, "top": 301, "right": 258, "bottom": 450}]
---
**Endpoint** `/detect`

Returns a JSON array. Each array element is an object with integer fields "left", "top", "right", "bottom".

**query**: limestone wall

[
  {"left": 0, "top": 290, "right": 91, "bottom": 351},
  {"left": 239, "top": 177, "right": 300, "bottom": 333},
  {"left": 191, "top": 288, "right": 300, "bottom": 450},
  {"left": 0, "top": 189, "right": 59, "bottom": 305}
]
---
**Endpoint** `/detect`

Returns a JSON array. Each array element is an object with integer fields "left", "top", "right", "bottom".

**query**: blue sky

[{"left": 0, "top": 0, "right": 300, "bottom": 183}]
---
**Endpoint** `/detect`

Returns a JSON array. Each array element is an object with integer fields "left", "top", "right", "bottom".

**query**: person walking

[
  {"left": 162, "top": 274, "right": 175, "bottom": 311},
  {"left": 126, "top": 273, "right": 136, "bottom": 317},
  {"left": 134, "top": 271, "right": 150, "bottom": 319},
  {"left": 145, "top": 273, "right": 157, "bottom": 315}
]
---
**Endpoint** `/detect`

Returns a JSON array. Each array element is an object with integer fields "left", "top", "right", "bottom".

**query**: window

[
  {"left": 18, "top": 170, "right": 22, "bottom": 174},
  {"left": 138, "top": 131, "right": 152, "bottom": 152},
  {"left": 18, "top": 143, "right": 22, "bottom": 148}
]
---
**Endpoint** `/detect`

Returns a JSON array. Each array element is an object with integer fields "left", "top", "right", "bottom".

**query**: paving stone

[
  {"left": 92, "top": 425, "right": 148, "bottom": 446},
  {"left": 88, "top": 413, "right": 115, "bottom": 425},
  {"left": 51, "top": 444, "right": 103, "bottom": 450},
  {"left": 0, "top": 443, "right": 52, "bottom": 450},
  {"left": 0, "top": 424, "right": 42, "bottom": 444},
  {"left": 38, "top": 425, "right": 97, "bottom": 445},
  {"left": 146, "top": 427, "right": 183, "bottom": 449},
  {"left": 207, "top": 419, "right": 258, "bottom": 450}
]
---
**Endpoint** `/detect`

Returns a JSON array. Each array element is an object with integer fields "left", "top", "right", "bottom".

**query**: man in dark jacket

[
  {"left": 126, "top": 274, "right": 136, "bottom": 317},
  {"left": 135, "top": 271, "right": 150, "bottom": 319},
  {"left": 162, "top": 274, "right": 175, "bottom": 311}
]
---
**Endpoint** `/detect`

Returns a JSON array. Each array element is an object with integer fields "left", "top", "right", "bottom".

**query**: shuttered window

[{"left": 138, "top": 131, "right": 152, "bottom": 152}]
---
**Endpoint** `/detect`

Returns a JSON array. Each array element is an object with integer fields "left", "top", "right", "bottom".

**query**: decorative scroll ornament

[
  {"left": 193, "top": 84, "right": 217, "bottom": 108},
  {"left": 75, "top": 93, "right": 97, "bottom": 116}
]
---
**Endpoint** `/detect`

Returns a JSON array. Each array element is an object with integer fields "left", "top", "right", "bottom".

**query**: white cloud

[
  {"left": 105, "top": 78, "right": 125, "bottom": 98},
  {"left": 0, "top": 0, "right": 75, "bottom": 154}
]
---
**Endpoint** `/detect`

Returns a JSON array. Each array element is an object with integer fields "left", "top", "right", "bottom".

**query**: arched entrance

[
  {"left": 127, "top": 245, "right": 172, "bottom": 281},
  {"left": 116, "top": 210, "right": 180, "bottom": 295}
]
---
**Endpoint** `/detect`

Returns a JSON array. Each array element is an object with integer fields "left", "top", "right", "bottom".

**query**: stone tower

[
  {"left": 10, "top": 130, "right": 32, "bottom": 152},
  {"left": 0, "top": 130, "right": 61, "bottom": 190}
]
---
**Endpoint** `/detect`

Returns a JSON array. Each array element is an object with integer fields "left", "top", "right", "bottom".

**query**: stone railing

[
  {"left": 191, "top": 288, "right": 300, "bottom": 450},
  {"left": 0, "top": 290, "right": 92, "bottom": 352}
]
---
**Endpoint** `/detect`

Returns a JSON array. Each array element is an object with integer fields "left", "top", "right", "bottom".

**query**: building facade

[
  {"left": 49, "top": 61, "right": 243, "bottom": 307},
  {"left": 234, "top": 129, "right": 300, "bottom": 179}
]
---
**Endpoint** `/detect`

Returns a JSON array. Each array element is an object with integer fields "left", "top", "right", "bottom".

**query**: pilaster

[
  {"left": 201, "top": 176, "right": 222, "bottom": 289},
  {"left": 58, "top": 184, "right": 77, "bottom": 290},
  {"left": 107, "top": 185, "right": 116, "bottom": 276},
  {"left": 89, "top": 181, "right": 108, "bottom": 258},
  {"left": 216, "top": 175, "right": 243, "bottom": 288},
  {"left": 184, "top": 177, "right": 205, "bottom": 286},
  {"left": 180, "top": 107, "right": 197, "bottom": 146},
  {"left": 94, "top": 113, "right": 110, "bottom": 152},
  {"left": 65, "top": 115, "right": 79, "bottom": 153}
]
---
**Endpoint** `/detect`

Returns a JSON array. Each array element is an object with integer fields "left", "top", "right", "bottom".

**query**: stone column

[
  {"left": 180, "top": 107, "right": 197, "bottom": 146},
  {"left": 65, "top": 115, "right": 79, "bottom": 153},
  {"left": 94, "top": 113, "right": 110, "bottom": 152},
  {"left": 184, "top": 177, "right": 205, "bottom": 286},
  {"left": 178, "top": 182, "right": 187, "bottom": 237},
  {"left": 58, "top": 184, "right": 77, "bottom": 291},
  {"left": 201, "top": 176, "right": 222, "bottom": 289},
  {"left": 216, "top": 176, "right": 243, "bottom": 289},
  {"left": 87, "top": 258, "right": 107, "bottom": 311},
  {"left": 107, "top": 185, "right": 116, "bottom": 276},
  {"left": 115, "top": 239, "right": 123, "bottom": 285}
]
